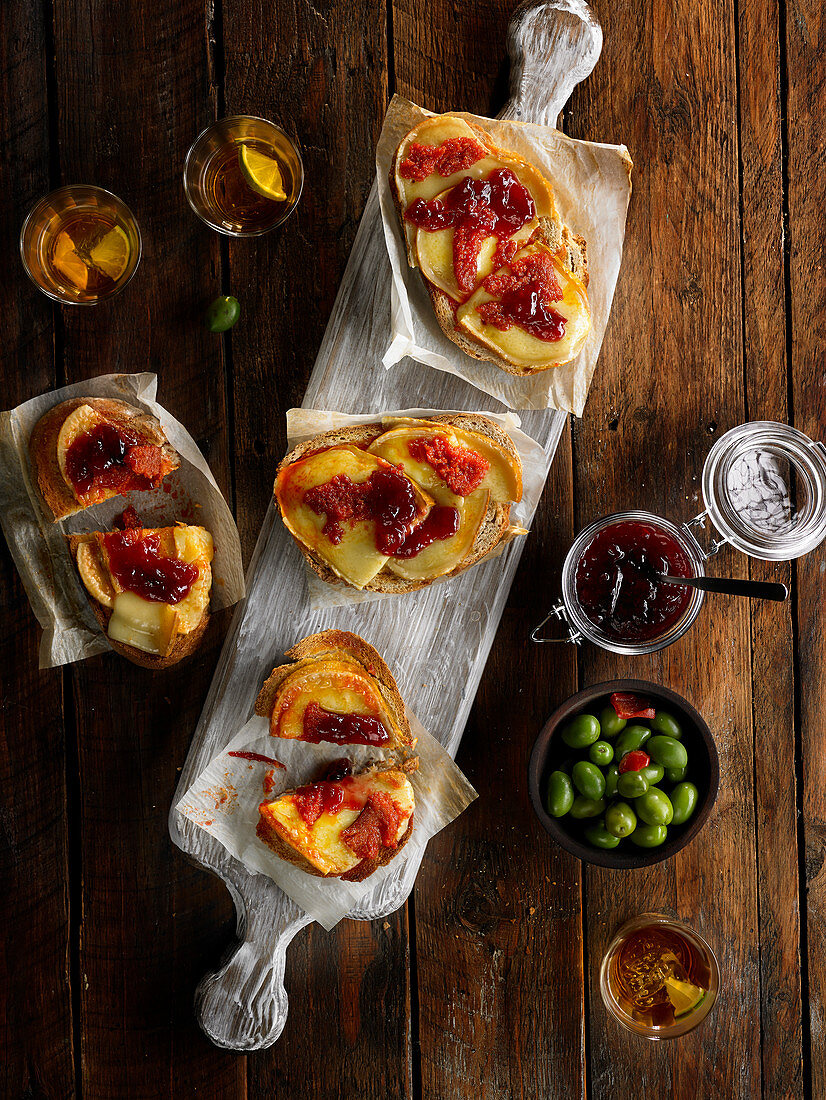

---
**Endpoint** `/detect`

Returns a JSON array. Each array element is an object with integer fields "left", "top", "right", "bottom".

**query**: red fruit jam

[
  {"left": 398, "top": 137, "right": 486, "bottom": 182},
  {"left": 65, "top": 421, "right": 162, "bottom": 499},
  {"left": 477, "top": 250, "right": 566, "bottom": 342},
  {"left": 340, "top": 792, "right": 405, "bottom": 859},
  {"left": 392, "top": 505, "right": 460, "bottom": 559},
  {"left": 293, "top": 776, "right": 362, "bottom": 827},
  {"left": 574, "top": 520, "right": 694, "bottom": 643},
  {"left": 302, "top": 701, "right": 389, "bottom": 746},
  {"left": 303, "top": 465, "right": 421, "bottom": 555},
  {"left": 405, "top": 168, "right": 535, "bottom": 294},
  {"left": 407, "top": 434, "right": 490, "bottom": 496},
  {"left": 102, "top": 529, "right": 198, "bottom": 604}
]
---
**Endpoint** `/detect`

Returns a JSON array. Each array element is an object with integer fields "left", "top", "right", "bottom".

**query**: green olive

[
  {"left": 617, "top": 770, "right": 649, "bottom": 799},
  {"left": 589, "top": 740, "right": 614, "bottom": 767},
  {"left": 546, "top": 770, "right": 575, "bottom": 818},
  {"left": 665, "top": 763, "right": 688, "bottom": 783},
  {"left": 630, "top": 824, "right": 668, "bottom": 848},
  {"left": 572, "top": 760, "right": 606, "bottom": 801},
  {"left": 650, "top": 711, "right": 684, "bottom": 739},
  {"left": 584, "top": 821, "right": 621, "bottom": 849},
  {"left": 640, "top": 762, "right": 665, "bottom": 785},
  {"left": 605, "top": 800, "right": 637, "bottom": 838},
  {"left": 599, "top": 705, "right": 627, "bottom": 739},
  {"left": 646, "top": 735, "right": 688, "bottom": 771},
  {"left": 570, "top": 796, "right": 606, "bottom": 820},
  {"left": 604, "top": 763, "right": 620, "bottom": 799},
  {"left": 635, "top": 788, "right": 674, "bottom": 826},
  {"left": 670, "top": 782, "right": 699, "bottom": 825},
  {"left": 204, "top": 294, "right": 240, "bottom": 332},
  {"left": 614, "top": 724, "right": 652, "bottom": 756},
  {"left": 561, "top": 713, "right": 601, "bottom": 749}
]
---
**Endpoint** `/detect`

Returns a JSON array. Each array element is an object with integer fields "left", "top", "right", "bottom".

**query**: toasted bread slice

[
  {"left": 256, "top": 759, "right": 417, "bottom": 880},
  {"left": 29, "top": 397, "right": 179, "bottom": 521},
  {"left": 68, "top": 522, "right": 213, "bottom": 669},
  {"left": 390, "top": 114, "right": 590, "bottom": 375},
  {"left": 255, "top": 630, "right": 414, "bottom": 750},
  {"left": 274, "top": 413, "right": 526, "bottom": 594}
]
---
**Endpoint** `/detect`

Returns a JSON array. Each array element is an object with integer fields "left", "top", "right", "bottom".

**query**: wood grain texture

[
  {"left": 392, "top": 3, "right": 585, "bottom": 1097},
  {"left": 48, "top": 0, "right": 242, "bottom": 1094},
  {"left": 786, "top": 0, "right": 826, "bottom": 1095},
  {"left": 737, "top": 0, "right": 803, "bottom": 1092},
  {"left": 568, "top": 0, "right": 761, "bottom": 1095},
  {"left": 0, "top": 3, "right": 75, "bottom": 1097},
  {"left": 218, "top": 0, "right": 413, "bottom": 1092}
]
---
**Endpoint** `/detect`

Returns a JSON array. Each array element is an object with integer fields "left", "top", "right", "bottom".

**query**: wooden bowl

[{"left": 528, "top": 679, "right": 719, "bottom": 869}]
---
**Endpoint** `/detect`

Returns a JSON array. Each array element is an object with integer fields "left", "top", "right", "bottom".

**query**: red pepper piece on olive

[
  {"left": 618, "top": 749, "right": 651, "bottom": 774},
  {"left": 610, "top": 692, "right": 656, "bottom": 721}
]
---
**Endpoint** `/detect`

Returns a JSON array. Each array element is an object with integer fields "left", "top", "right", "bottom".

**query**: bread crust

[
  {"left": 275, "top": 414, "right": 526, "bottom": 594},
  {"left": 254, "top": 629, "right": 414, "bottom": 750},
  {"left": 256, "top": 758, "right": 417, "bottom": 881},
  {"left": 67, "top": 530, "right": 210, "bottom": 670},
  {"left": 29, "top": 397, "right": 179, "bottom": 521},
  {"left": 389, "top": 115, "right": 590, "bottom": 375}
]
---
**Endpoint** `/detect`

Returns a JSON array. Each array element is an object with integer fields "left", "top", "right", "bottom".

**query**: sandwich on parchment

[
  {"left": 29, "top": 397, "right": 179, "bottom": 521},
  {"left": 68, "top": 507, "right": 214, "bottom": 669},
  {"left": 255, "top": 630, "right": 418, "bottom": 881},
  {"left": 390, "top": 113, "right": 591, "bottom": 375},
  {"left": 274, "top": 413, "right": 525, "bottom": 593}
]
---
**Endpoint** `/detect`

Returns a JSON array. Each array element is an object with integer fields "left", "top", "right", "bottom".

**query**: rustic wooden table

[{"left": 1, "top": 0, "right": 822, "bottom": 1096}]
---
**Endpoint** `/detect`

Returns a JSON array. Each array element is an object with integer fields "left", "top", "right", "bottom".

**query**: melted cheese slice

[
  {"left": 74, "top": 525, "right": 213, "bottom": 654},
  {"left": 394, "top": 115, "right": 559, "bottom": 258},
  {"left": 456, "top": 247, "right": 591, "bottom": 370},
  {"left": 275, "top": 446, "right": 431, "bottom": 589},
  {"left": 57, "top": 404, "right": 106, "bottom": 499},
  {"left": 386, "top": 488, "right": 489, "bottom": 583},
  {"left": 260, "top": 770, "right": 415, "bottom": 876},
  {"left": 270, "top": 658, "right": 397, "bottom": 742},
  {"left": 375, "top": 419, "right": 523, "bottom": 503}
]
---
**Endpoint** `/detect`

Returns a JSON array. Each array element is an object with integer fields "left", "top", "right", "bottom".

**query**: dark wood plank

[
  {"left": 786, "top": 1, "right": 826, "bottom": 1095},
  {"left": 392, "top": 4, "right": 584, "bottom": 1096},
  {"left": 216, "top": 1, "right": 411, "bottom": 1094},
  {"left": 0, "top": 3, "right": 75, "bottom": 1096},
  {"left": 47, "top": 0, "right": 243, "bottom": 1094},
  {"left": 737, "top": 0, "right": 803, "bottom": 1092},
  {"left": 567, "top": 0, "right": 762, "bottom": 1094}
]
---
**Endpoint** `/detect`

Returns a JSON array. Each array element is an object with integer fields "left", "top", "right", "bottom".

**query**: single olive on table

[{"left": 546, "top": 691, "right": 700, "bottom": 853}]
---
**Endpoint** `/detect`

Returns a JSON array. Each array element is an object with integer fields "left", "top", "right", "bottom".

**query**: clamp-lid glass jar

[{"left": 533, "top": 421, "right": 826, "bottom": 656}]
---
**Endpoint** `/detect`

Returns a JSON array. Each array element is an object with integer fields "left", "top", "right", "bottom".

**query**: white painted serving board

[{"left": 170, "top": 0, "right": 603, "bottom": 1050}]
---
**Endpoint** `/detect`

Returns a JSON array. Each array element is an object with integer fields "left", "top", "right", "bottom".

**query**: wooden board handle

[
  {"left": 193, "top": 888, "right": 312, "bottom": 1051},
  {"left": 502, "top": 0, "right": 602, "bottom": 128}
]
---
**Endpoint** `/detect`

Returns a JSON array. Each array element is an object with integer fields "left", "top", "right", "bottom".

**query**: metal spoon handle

[{"left": 658, "top": 573, "right": 789, "bottom": 601}]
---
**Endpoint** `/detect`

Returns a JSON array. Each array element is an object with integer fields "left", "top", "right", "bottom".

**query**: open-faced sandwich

[
  {"left": 29, "top": 397, "right": 179, "bottom": 520},
  {"left": 255, "top": 630, "right": 415, "bottom": 749},
  {"left": 68, "top": 507, "right": 214, "bottom": 668},
  {"left": 274, "top": 413, "right": 525, "bottom": 592},
  {"left": 257, "top": 758, "right": 417, "bottom": 881},
  {"left": 390, "top": 114, "right": 591, "bottom": 375}
]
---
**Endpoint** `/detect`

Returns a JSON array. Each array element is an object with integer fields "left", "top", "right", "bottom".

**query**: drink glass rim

[
  {"left": 599, "top": 912, "right": 720, "bottom": 1040},
  {"left": 183, "top": 115, "right": 305, "bottom": 237},
  {"left": 19, "top": 184, "right": 143, "bottom": 306}
]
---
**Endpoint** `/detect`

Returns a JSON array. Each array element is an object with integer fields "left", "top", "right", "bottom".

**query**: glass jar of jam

[{"left": 533, "top": 421, "right": 826, "bottom": 655}]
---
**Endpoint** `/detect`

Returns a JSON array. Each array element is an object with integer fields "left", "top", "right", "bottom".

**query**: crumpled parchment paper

[
  {"left": 377, "top": 94, "right": 632, "bottom": 414},
  {"left": 175, "top": 710, "right": 477, "bottom": 930},
  {"left": 0, "top": 373, "right": 245, "bottom": 668}
]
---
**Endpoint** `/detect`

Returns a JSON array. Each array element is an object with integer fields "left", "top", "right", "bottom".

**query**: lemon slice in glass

[
  {"left": 239, "top": 144, "right": 287, "bottom": 201},
  {"left": 89, "top": 226, "right": 130, "bottom": 281},
  {"left": 51, "top": 230, "right": 89, "bottom": 290},
  {"left": 664, "top": 976, "right": 706, "bottom": 1017}
]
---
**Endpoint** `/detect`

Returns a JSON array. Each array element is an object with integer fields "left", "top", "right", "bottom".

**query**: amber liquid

[
  {"left": 608, "top": 925, "right": 712, "bottom": 1027},
  {"left": 200, "top": 140, "right": 293, "bottom": 233}
]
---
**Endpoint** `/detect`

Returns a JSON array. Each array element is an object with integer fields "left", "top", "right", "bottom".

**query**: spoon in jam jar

[{"left": 645, "top": 569, "right": 789, "bottom": 602}]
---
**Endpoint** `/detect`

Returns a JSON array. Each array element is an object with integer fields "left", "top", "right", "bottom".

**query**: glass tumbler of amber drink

[
  {"left": 599, "top": 913, "right": 719, "bottom": 1039},
  {"left": 183, "top": 115, "right": 304, "bottom": 236},
  {"left": 20, "top": 185, "right": 142, "bottom": 305}
]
